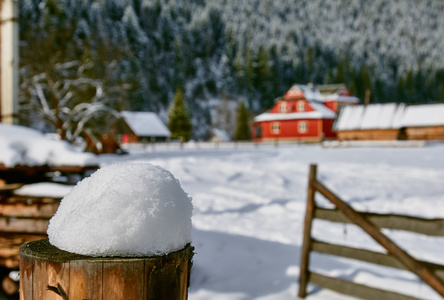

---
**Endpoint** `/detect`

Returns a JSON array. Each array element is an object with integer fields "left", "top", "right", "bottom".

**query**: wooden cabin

[
  {"left": 113, "top": 111, "right": 171, "bottom": 143},
  {"left": 333, "top": 104, "right": 404, "bottom": 141},
  {"left": 252, "top": 84, "right": 357, "bottom": 142},
  {"left": 400, "top": 104, "right": 444, "bottom": 140},
  {"left": 333, "top": 103, "right": 444, "bottom": 141}
]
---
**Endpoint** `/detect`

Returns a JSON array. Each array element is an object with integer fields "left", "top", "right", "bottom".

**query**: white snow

[
  {"left": 47, "top": 162, "right": 193, "bottom": 257},
  {"left": 360, "top": 103, "right": 400, "bottom": 129},
  {"left": 97, "top": 143, "right": 444, "bottom": 300},
  {"left": 400, "top": 104, "right": 444, "bottom": 127},
  {"left": 334, "top": 103, "right": 444, "bottom": 131},
  {"left": 333, "top": 105, "right": 365, "bottom": 130},
  {"left": 2, "top": 126, "right": 442, "bottom": 299},
  {"left": 14, "top": 182, "right": 73, "bottom": 198},
  {"left": 0, "top": 123, "right": 98, "bottom": 167}
]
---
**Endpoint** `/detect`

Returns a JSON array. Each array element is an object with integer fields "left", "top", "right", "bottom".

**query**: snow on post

[
  {"left": 20, "top": 162, "right": 193, "bottom": 299},
  {"left": 47, "top": 162, "right": 193, "bottom": 256}
]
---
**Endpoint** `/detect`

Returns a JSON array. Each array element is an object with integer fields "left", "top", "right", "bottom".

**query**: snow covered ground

[{"left": 96, "top": 142, "right": 444, "bottom": 300}]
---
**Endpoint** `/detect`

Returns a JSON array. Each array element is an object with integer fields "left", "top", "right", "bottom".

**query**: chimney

[{"left": 1, "top": 0, "right": 19, "bottom": 124}]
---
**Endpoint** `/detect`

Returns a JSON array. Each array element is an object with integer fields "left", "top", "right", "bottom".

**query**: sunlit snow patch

[{"left": 47, "top": 162, "right": 193, "bottom": 257}]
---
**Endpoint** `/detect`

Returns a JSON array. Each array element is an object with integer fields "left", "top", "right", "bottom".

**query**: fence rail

[{"left": 298, "top": 164, "right": 444, "bottom": 299}]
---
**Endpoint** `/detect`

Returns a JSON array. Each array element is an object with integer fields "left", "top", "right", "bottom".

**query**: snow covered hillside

[{"left": 98, "top": 143, "right": 444, "bottom": 300}]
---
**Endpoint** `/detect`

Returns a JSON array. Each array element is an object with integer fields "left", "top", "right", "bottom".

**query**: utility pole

[{"left": 0, "top": 0, "right": 19, "bottom": 124}]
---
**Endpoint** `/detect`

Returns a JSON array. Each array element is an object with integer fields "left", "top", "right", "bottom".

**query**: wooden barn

[
  {"left": 252, "top": 84, "right": 357, "bottom": 142},
  {"left": 333, "top": 103, "right": 404, "bottom": 141},
  {"left": 400, "top": 104, "right": 444, "bottom": 140},
  {"left": 333, "top": 103, "right": 444, "bottom": 141},
  {"left": 113, "top": 111, "right": 171, "bottom": 143}
]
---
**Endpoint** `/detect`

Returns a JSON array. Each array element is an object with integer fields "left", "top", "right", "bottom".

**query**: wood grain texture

[{"left": 19, "top": 239, "right": 194, "bottom": 299}]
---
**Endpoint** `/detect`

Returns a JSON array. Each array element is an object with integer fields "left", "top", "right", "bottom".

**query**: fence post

[
  {"left": 298, "top": 164, "right": 317, "bottom": 298},
  {"left": 20, "top": 239, "right": 193, "bottom": 300}
]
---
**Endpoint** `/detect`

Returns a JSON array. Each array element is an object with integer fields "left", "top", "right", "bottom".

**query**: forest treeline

[{"left": 18, "top": 0, "right": 444, "bottom": 139}]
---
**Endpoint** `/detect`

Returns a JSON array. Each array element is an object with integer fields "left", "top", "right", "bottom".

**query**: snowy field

[{"left": 97, "top": 142, "right": 444, "bottom": 300}]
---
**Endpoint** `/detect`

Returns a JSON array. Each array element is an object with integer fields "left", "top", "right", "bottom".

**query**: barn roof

[
  {"left": 334, "top": 103, "right": 444, "bottom": 131},
  {"left": 400, "top": 104, "right": 444, "bottom": 127},
  {"left": 120, "top": 111, "right": 171, "bottom": 137}
]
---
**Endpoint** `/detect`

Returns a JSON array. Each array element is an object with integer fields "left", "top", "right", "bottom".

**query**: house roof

[
  {"left": 120, "top": 111, "right": 171, "bottom": 137},
  {"left": 334, "top": 103, "right": 444, "bottom": 131},
  {"left": 318, "top": 84, "right": 359, "bottom": 104},
  {"left": 256, "top": 84, "right": 338, "bottom": 122},
  {"left": 254, "top": 102, "right": 336, "bottom": 122},
  {"left": 284, "top": 84, "right": 324, "bottom": 102},
  {"left": 283, "top": 84, "right": 359, "bottom": 104}
]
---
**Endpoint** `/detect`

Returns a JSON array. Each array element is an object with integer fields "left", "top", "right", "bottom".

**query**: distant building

[
  {"left": 0, "top": 0, "right": 19, "bottom": 124},
  {"left": 318, "top": 84, "right": 360, "bottom": 113},
  {"left": 210, "top": 128, "right": 231, "bottom": 142},
  {"left": 252, "top": 84, "right": 358, "bottom": 142},
  {"left": 334, "top": 103, "right": 444, "bottom": 141},
  {"left": 114, "top": 111, "right": 171, "bottom": 143}
]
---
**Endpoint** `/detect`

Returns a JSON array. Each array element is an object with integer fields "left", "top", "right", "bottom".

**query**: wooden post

[
  {"left": 298, "top": 164, "right": 317, "bottom": 298},
  {"left": 364, "top": 89, "right": 371, "bottom": 106},
  {"left": 1, "top": 0, "right": 19, "bottom": 124},
  {"left": 20, "top": 239, "right": 194, "bottom": 300}
]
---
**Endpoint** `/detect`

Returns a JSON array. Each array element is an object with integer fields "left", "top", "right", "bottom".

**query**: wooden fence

[{"left": 298, "top": 164, "right": 444, "bottom": 300}]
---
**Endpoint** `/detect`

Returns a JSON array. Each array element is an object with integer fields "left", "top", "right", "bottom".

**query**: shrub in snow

[{"left": 47, "top": 162, "right": 193, "bottom": 257}]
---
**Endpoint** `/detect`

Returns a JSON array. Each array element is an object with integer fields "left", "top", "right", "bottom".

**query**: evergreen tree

[
  {"left": 168, "top": 88, "right": 193, "bottom": 141},
  {"left": 234, "top": 102, "right": 251, "bottom": 141}
]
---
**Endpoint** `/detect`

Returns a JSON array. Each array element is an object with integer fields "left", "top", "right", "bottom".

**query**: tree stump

[{"left": 20, "top": 239, "right": 193, "bottom": 300}]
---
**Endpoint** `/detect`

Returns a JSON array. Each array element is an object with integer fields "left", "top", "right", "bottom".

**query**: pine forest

[{"left": 18, "top": 0, "right": 444, "bottom": 139}]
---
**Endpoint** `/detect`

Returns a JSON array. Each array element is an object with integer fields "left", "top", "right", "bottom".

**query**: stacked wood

[
  {"left": 0, "top": 164, "right": 98, "bottom": 184},
  {"left": 0, "top": 165, "right": 98, "bottom": 295}
]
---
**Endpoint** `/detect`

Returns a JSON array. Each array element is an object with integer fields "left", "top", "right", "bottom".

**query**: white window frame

[
  {"left": 297, "top": 101, "right": 305, "bottom": 112},
  {"left": 298, "top": 121, "right": 307, "bottom": 133},
  {"left": 271, "top": 122, "right": 280, "bottom": 134}
]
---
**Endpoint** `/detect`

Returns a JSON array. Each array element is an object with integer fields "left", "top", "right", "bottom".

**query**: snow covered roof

[
  {"left": 0, "top": 123, "right": 98, "bottom": 167},
  {"left": 318, "top": 84, "right": 359, "bottom": 104},
  {"left": 211, "top": 128, "right": 231, "bottom": 142},
  {"left": 256, "top": 84, "right": 338, "bottom": 122},
  {"left": 360, "top": 103, "right": 405, "bottom": 129},
  {"left": 121, "top": 111, "right": 171, "bottom": 137},
  {"left": 283, "top": 84, "right": 358, "bottom": 104},
  {"left": 322, "top": 94, "right": 360, "bottom": 103},
  {"left": 254, "top": 103, "right": 336, "bottom": 122},
  {"left": 334, "top": 103, "right": 444, "bottom": 131},
  {"left": 283, "top": 84, "right": 323, "bottom": 102},
  {"left": 399, "top": 104, "right": 444, "bottom": 127}
]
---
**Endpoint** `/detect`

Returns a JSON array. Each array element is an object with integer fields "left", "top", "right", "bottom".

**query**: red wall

[
  {"left": 322, "top": 119, "right": 337, "bottom": 139},
  {"left": 323, "top": 102, "right": 338, "bottom": 113},
  {"left": 269, "top": 100, "right": 315, "bottom": 114},
  {"left": 252, "top": 119, "right": 322, "bottom": 142}
]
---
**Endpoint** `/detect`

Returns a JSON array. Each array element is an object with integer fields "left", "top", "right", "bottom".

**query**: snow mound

[
  {"left": 47, "top": 162, "right": 193, "bottom": 257},
  {"left": 0, "top": 123, "right": 97, "bottom": 167}
]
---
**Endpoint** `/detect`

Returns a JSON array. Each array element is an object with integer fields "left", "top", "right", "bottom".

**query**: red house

[{"left": 252, "top": 84, "right": 358, "bottom": 142}]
